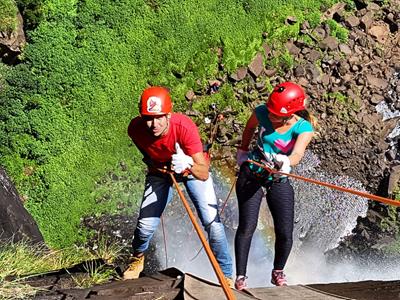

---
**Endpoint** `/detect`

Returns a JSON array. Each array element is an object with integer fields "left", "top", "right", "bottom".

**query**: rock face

[
  {"left": 0, "top": 168, "right": 44, "bottom": 244},
  {"left": 0, "top": 11, "right": 26, "bottom": 65},
  {"left": 189, "top": 0, "right": 400, "bottom": 196},
  {"left": 180, "top": 0, "right": 400, "bottom": 257}
]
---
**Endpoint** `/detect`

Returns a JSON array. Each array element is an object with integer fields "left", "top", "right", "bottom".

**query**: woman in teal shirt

[{"left": 234, "top": 82, "right": 315, "bottom": 290}]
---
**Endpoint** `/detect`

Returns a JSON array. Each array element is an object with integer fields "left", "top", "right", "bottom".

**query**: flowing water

[
  {"left": 146, "top": 150, "right": 400, "bottom": 287},
  {"left": 139, "top": 72, "right": 400, "bottom": 286},
  {"left": 376, "top": 71, "right": 400, "bottom": 161}
]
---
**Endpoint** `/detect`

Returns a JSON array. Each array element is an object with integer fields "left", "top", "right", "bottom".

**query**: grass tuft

[{"left": 0, "top": 239, "right": 122, "bottom": 298}]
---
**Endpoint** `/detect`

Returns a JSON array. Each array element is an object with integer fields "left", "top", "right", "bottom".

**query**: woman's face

[{"left": 269, "top": 112, "right": 291, "bottom": 125}]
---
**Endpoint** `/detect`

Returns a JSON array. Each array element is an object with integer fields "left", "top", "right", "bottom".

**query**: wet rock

[{"left": 0, "top": 168, "right": 44, "bottom": 244}]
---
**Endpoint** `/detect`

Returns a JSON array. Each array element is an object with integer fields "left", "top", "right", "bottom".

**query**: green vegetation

[
  {"left": 326, "top": 91, "right": 347, "bottom": 103},
  {"left": 325, "top": 19, "right": 349, "bottom": 42},
  {"left": 0, "top": 239, "right": 121, "bottom": 299},
  {"left": 0, "top": 0, "right": 18, "bottom": 32},
  {"left": 0, "top": 0, "right": 341, "bottom": 248}
]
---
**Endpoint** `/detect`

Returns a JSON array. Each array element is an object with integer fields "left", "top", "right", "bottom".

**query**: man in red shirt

[{"left": 123, "top": 86, "right": 233, "bottom": 285}]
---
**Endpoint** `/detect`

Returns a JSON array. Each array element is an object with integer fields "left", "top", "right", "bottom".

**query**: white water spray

[{"left": 149, "top": 151, "right": 399, "bottom": 287}]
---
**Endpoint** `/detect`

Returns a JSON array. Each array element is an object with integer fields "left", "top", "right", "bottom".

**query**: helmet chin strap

[{"left": 282, "top": 114, "right": 297, "bottom": 124}]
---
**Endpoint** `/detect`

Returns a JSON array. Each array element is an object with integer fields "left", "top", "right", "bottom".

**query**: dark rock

[
  {"left": 366, "top": 74, "right": 389, "bottom": 89},
  {"left": 0, "top": 168, "right": 44, "bottom": 244},
  {"left": 306, "top": 49, "right": 322, "bottom": 62},
  {"left": 185, "top": 89, "right": 196, "bottom": 101},
  {"left": 345, "top": 15, "right": 361, "bottom": 28},
  {"left": 248, "top": 52, "right": 264, "bottom": 78},
  {"left": 229, "top": 67, "right": 247, "bottom": 82},
  {"left": 319, "top": 36, "right": 339, "bottom": 51},
  {"left": 0, "top": 12, "right": 26, "bottom": 64},
  {"left": 361, "top": 12, "right": 374, "bottom": 30},
  {"left": 286, "top": 41, "right": 301, "bottom": 56},
  {"left": 294, "top": 65, "right": 306, "bottom": 77}
]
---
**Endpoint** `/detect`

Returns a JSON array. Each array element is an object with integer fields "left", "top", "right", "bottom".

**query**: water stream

[
  {"left": 146, "top": 150, "right": 400, "bottom": 287},
  {"left": 147, "top": 72, "right": 400, "bottom": 286}
]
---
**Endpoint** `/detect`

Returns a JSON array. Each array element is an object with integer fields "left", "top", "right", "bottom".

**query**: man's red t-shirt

[{"left": 128, "top": 113, "right": 203, "bottom": 167}]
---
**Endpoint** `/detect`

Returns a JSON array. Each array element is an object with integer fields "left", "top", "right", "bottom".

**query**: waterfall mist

[{"left": 148, "top": 151, "right": 399, "bottom": 287}]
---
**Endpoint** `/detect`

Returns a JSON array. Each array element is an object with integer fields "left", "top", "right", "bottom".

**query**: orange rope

[
  {"left": 247, "top": 160, "right": 400, "bottom": 207},
  {"left": 155, "top": 169, "right": 235, "bottom": 299},
  {"left": 169, "top": 173, "right": 235, "bottom": 299}
]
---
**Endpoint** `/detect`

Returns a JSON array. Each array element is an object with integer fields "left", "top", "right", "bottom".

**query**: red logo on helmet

[{"left": 147, "top": 96, "right": 162, "bottom": 113}]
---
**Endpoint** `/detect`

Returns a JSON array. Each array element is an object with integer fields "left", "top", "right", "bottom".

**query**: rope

[
  {"left": 160, "top": 215, "right": 168, "bottom": 269},
  {"left": 247, "top": 159, "right": 400, "bottom": 207},
  {"left": 168, "top": 171, "right": 236, "bottom": 300}
]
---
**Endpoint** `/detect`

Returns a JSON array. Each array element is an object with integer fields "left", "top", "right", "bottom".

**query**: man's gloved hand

[
  {"left": 236, "top": 148, "right": 249, "bottom": 167},
  {"left": 274, "top": 154, "right": 291, "bottom": 173},
  {"left": 172, "top": 143, "right": 194, "bottom": 174}
]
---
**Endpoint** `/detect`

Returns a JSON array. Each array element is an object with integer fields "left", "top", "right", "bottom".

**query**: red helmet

[
  {"left": 140, "top": 86, "right": 172, "bottom": 116},
  {"left": 266, "top": 82, "right": 306, "bottom": 117}
]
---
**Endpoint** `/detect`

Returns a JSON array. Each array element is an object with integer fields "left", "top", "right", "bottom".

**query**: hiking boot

[
  {"left": 234, "top": 276, "right": 247, "bottom": 291},
  {"left": 123, "top": 255, "right": 144, "bottom": 280},
  {"left": 271, "top": 269, "right": 287, "bottom": 286},
  {"left": 224, "top": 276, "right": 234, "bottom": 288}
]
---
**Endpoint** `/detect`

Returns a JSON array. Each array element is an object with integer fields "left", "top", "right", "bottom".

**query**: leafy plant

[
  {"left": 325, "top": 19, "right": 349, "bottom": 42},
  {"left": 69, "top": 263, "right": 117, "bottom": 288},
  {"left": 0, "top": 0, "right": 18, "bottom": 32},
  {"left": 0, "top": 0, "right": 342, "bottom": 248}
]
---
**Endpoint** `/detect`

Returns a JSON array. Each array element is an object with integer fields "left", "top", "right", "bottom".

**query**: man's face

[{"left": 143, "top": 114, "right": 170, "bottom": 137}]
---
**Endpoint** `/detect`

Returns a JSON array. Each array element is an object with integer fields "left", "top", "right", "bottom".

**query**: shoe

[
  {"left": 224, "top": 276, "right": 234, "bottom": 288},
  {"left": 234, "top": 275, "right": 247, "bottom": 291},
  {"left": 123, "top": 255, "right": 144, "bottom": 280},
  {"left": 271, "top": 269, "right": 287, "bottom": 286}
]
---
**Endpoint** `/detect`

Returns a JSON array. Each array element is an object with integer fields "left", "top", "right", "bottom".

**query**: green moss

[
  {"left": 325, "top": 19, "right": 349, "bottom": 43},
  {"left": 0, "top": 0, "right": 18, "bottom": 32},
  {"left": 0, "top": 0, "right": 343, "bottom": 247}
]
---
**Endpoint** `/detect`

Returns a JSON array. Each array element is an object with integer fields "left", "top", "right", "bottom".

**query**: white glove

[
  {"left": 274, "top": 154, "right": 291, "bottom": 174},
  {"left": 172, "top": 143, "right": 194, "bottom": 174},
  {"left": 236, "top": 148, "right": 249, "bottom": 167}
]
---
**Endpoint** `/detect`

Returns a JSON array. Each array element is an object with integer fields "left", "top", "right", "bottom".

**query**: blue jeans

[{"left": 132, "top": 173, "right": 233, "bottom": 278}]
